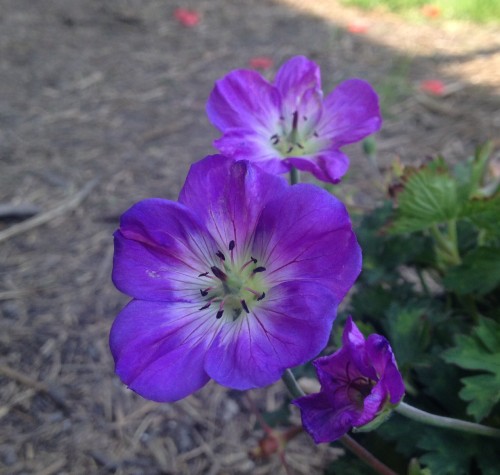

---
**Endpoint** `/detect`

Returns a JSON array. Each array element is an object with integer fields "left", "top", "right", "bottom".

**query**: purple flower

[
  {"left": 206, "top": 56, "right": 381, "bottom": 184},
  {"left": 110, "top": 155, "right": 361, "bottom": 402},
  {"left": 294, "top": 317, "right": 405, "bottom": 443}
]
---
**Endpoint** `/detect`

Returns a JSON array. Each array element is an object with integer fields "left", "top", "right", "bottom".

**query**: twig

[
  {"left": 0, "top": 364, "right": 69, "bottom": 413},
  {"left": 0, "top": 178, "right": 99, "bottom": 243},
  {"left": 0, "top": 203, "right": 41, "bottom": 219},
  {"left": 0, "top": 289, "right": 34, "bottom": 301}
]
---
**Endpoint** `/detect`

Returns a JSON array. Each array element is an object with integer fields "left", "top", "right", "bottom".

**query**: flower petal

[
  {"left": 294, "top": 392, "right": 355, "bottom": 443},
  {"left": 275, "top": 56, "right": 323, "bottom": 131},
  {"left": 206, "top": 69, "right": 281, "bottom": 132},
  {"left": 284, "top": 149, "right": 350, "bottom": 183},
  {"left": 113, "top": 199, "right": 218, "bottom": 301},
  {"left": 204, "top": 280, "right": 337, "bottom": 390},
  {"left": 179, "top": 155, "right": 288, "bottom": 253},
  {"left": 318, "top": 78, "right": 382, "bottom": 147},
  {"left": 252, "top": 183, "right": 361, "bottom": 301},
  {"left": 275, "top": 56, "right": 322, "bottom": 102},
  {"left": 213, "top": 129, "right": 288, "bottom": 174},
  {"left": 366, "top": 335, "right": 405, "bottom": 404},
  {"left": 110, "top": 300, "right": 218, "bottom": 402}
]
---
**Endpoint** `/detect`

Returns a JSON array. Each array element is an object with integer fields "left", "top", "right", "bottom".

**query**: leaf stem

[
  {"left": 395, "top": 402, "right": 500, "bottom": 438},
  {"left": 281, "top": 369, "right": 398, "bottom": 475}
]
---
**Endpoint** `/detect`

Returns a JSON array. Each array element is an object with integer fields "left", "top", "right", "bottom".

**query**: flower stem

[
  {"left": 290, "top": 167, "right": 300, "bottom": 185},
  {"left": 395, "top": 402, "right": 500, "bottom": 438},
  {"left": 339, "top": 435, "right": 398, "bottom": 475},
  {"left": 281, "top": 369, "right": 398, "bottom": 475},
  {"left": 282, "top": 368, "right": 305, "bottom": 398}
]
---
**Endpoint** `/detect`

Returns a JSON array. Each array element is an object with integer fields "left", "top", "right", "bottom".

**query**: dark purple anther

[{"left": 211, "top": 266, "right": 227, "bottom": 281}]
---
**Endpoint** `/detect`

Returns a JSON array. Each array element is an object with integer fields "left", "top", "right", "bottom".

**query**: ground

[{"left": 1, "top": 1, "right": 499, "bottom": 474}]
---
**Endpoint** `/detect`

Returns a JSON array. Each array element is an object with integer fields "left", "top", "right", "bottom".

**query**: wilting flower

[
  {"left": 206, "top": 56, "right": 381, "bottom": 183},
  {"left": 294, "top": 317, "right": 405, "bottom": 443},
  {"left": 110, "top": 155, "right": 361, "bottom": 402}
]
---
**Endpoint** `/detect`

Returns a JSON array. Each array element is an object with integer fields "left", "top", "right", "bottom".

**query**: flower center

[
  {"left": 332, "top": 362, "right": 377, "bottom": 408},
  {"left": 197, "top": 240, "right": 268, "bottom": 321},
  {"left": 270, "top": 110, "right": 321, "bottom": 157}
]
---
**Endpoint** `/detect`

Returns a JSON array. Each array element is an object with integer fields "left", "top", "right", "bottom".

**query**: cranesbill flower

[
  {"left": 206, "top": 56, "right": 381, "bottom": 183},
  {"left": 110, "top": 155, "right": 361, "bottom": 402},
  {"left": 293, "top": 317, "right": 405, "bottom": 443}
]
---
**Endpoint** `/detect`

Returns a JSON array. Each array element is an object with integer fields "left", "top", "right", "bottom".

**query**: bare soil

[{"left": 1, "top": 1, "right": 499, "bottom": 474}]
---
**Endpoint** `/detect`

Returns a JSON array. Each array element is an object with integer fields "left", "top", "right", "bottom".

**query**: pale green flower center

[{"left": 198, "top": 242, "right": 268, "bottom": 321}]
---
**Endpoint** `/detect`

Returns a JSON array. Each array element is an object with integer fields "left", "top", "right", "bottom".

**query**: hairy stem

[
  {"left": 396, "top": 402, "right": 500, "bottom": 438},
  {"left": 290, "top": 167, "right": 299, "bottom": 185}
]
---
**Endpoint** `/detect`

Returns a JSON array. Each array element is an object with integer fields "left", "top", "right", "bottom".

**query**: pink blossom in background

[
  {"left": 174, "top": 7, "right": 200, "bottom": 27},
  {"left": 420, "top": 79, "right": 445, "bottom": 96},
  {"left": 249, "top": 56, "right": 274, "bottom": 71}
]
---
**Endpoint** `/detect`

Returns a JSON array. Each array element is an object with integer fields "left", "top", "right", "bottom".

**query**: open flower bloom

[
  {"left": 110, "top": 155, "right": 361, "bottom": 402},
  {"left": 294, "top": 317, "right": 405, "bottom": 443},
  {"left": 206, "top": 56, "right": 381, "bottom": 184}
]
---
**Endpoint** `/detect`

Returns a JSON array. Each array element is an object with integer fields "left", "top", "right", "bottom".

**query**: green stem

[
  {"left": 396, "top": 402, "right": 500, "bottom": 438},
  {"left": 446, "top": 219, "right": 461, "bottom": 265},
  {"left": 282, "top": 368, "right": 305, "bottom": 398},
  {"left": 281, "top": 370, "right": 398, "bottom": 475},
  {"left": 290, "top": 167, "right": 299, "bottom": 185},
  {"left": 430, "top": 223, "right": 460, "bottom": 268}
]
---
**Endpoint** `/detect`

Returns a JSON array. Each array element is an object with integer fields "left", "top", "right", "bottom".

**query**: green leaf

[
  {"left": 384, "top": 304, "right": 431, "bottom": 373},
  {"left": 442, "top": 318, "right": 500, "bottom": 421},
  {"left": 459, "top": 193, "right": 500, "bottom": 236},
  {"left": 443, "top": 247, "right": 500, "bottom": 295},
  {"left": 418, "top": 431, "right": 479, "bottom": 475},
  {"left": 458, "top": 373, "right": 500, "bottom": 422},
  {"left": 390, "top": 159, "right": 462, "bottom": 234}
]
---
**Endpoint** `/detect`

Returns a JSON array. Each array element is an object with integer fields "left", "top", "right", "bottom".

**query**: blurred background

[{"left": 1, "top": 0, "right": 499, "bottom": 473}]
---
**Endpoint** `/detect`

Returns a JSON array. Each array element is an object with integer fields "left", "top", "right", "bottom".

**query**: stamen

[
  {"left": 240, "top": 256, "right": 258, "bottom": 272},
  {"left": 199, "top": 302, "right": 211, "bottom": 311},
  {"left": 313, "top": 131, "right": 319, "bottom": 138},
  {"left": 211, "top": 266, "right": 227, "bottom": 281},
  {"left": 253, "top": 266, "right": 266, "bottom": 274},
  {"left": 296, "top": 143, "right": 304, "bottom": 150},
  {"left": 286, "top": 145, "right": 294, "bottom": 154},
  {"left": 303, "top": 115, "right": 308, "bottom": 121},
  {"left": 200, "top": 288, "right": 210, "bottom": 297},
  {"left": 292, "top": 110, "right": 299, "bottom": 131},
  {"left": 257, "top": 292, "right": 266, "bottom": 301},
  {"left": 216, "top": 309, "right": 224, "bottom": 319},
  {"left": 270, "top": 134, "right": 280, "bottom": 145},
  {"left": 244, "top": 287, "right": 263, "bottom": 298},
  {"left": 241, "top": 300, "right": 250, "bottom": 314},
  {"left": 216, "top": 250, "right": 226, "bottom": 261},
  {"left": 198, "top": 272, "right": 209, "bottom": 277},
  {"left": 229, "top": 240, "right": 235, "bottom": 251}
]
